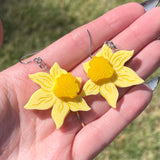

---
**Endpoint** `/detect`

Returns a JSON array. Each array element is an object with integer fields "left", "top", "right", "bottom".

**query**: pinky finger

[{"left": 72, "top": 84, "right": 152, "bottom": 160}]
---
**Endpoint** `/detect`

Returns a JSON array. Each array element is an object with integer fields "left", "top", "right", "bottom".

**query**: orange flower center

[
  {"left": 87, "top": 56, "right": 114, "bottom": 82},
  {"left": 53, "top": 73, "right": 80, "bottom": 99}
]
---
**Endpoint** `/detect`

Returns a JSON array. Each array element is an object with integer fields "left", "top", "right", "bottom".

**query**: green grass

[{"left": 0, "top": 0, "right": 160, "bottom": 159}]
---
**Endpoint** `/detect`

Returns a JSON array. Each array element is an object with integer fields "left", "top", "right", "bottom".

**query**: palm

[{"left": 1, "top": 3, "right": 160, "bottom": 160}]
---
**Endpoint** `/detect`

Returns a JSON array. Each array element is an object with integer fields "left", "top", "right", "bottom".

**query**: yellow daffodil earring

[
  {"left": 19, "top": 30, "right": 144, "bottom": 129},
  {"left": 82, "top": 32, "right": 144, "bottom": 108},
  {"left": 20, "top": 53, "right": 90, "bottom": 129}
]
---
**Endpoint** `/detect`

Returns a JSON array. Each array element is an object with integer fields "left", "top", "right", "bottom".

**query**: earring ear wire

[
  {"left": 19, "top": 50, "right": 47, "bottom": 70},
  {"left": 87, "top": 30, "right": 118, "bottom": 60},
  {"left": 87, "top": 29, "right": 92, "bottom": 59},
  {"left": 104, "top": 41, "right": 118, "bottom": 51}
]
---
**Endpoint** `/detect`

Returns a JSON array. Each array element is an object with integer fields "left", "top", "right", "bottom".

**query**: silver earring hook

[
  {"left": 87, "top": 29, "right": 92, "bottom": 59},
  {"left": 19, "top": 50, "right": 47, "bottom": 71},
  {"left": 87, "top": 30, "right": 118, "bottom": 59},
  {"left": 104, "top": 41, "right": 118, "bottom": 51}
]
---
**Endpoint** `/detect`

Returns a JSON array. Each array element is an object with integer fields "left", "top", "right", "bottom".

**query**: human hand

[{"left": 0, "top": 3, "right": 160, "bottom": 160}]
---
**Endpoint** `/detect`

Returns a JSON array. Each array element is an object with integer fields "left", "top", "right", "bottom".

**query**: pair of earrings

[{"left": 20, "top": 31, "right": 144, "bottom": 129}]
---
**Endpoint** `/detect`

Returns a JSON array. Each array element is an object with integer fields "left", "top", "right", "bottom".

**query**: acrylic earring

[
  {"left": 82, "top": 33, "right": 144, "bottom": 108},
  {"left": 20, "top": 51, "right": 90, "bottom": 129}
]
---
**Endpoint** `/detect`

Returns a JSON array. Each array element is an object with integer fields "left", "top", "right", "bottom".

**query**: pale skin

[{"left": 0, "top": 3, "right": 160, "bottom": 160}]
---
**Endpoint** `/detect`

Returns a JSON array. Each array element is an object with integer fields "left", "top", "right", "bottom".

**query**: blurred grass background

[{"left": 0, "top": 0, "right": 160, "bottom": 159}]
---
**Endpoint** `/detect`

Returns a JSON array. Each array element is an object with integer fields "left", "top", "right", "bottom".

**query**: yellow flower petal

[
  {"left": 29, "top": 73, "right": 54, "bottom": 91},
  {"left": 100, "top": 82, "right": 119, "bottom": 108},
  {"left": 24, "top": 89, "right": 55, "bottom": 110},
  {"left": 83, "top": 61, "right": 90, "bottom": 73},
  {"left": 96, "top": 44, "right": 113, "bottom": 60},
  {"left": 50, "top": 63, "right": 67, "bottom": 80},
  {"left": 51, "top": 101, "right": 70, "bottom": 129},
  {"left": 81, "top": 79, "right": 99, "bottom": 96},
  {"left": 77, "top": 77, "right": 82, "bottom": 84},
  {"left": 110, "top": 50, "right": 134, "bottom": 70},
  {"left": 68, "top": 97, "right": 91, "bottom": 112},
  {"left": 115, "top": 66, "right": 144, "bottom": 87}
]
